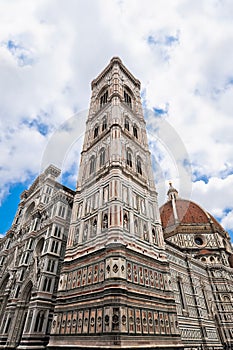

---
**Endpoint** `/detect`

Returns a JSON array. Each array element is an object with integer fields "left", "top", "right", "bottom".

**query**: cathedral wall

[{"left": 167, "top": 245, "right": 224, "bottom": 350}]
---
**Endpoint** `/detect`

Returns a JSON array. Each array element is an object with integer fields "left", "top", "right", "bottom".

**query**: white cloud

[
  {"left": 192, "top": 175, "right": 233, "bottom": 213},
  {"left": 221, "top": 211, "right": 233, "bottom": 232},
  {"left": 191, "top": 175, "right": 233, "bottom": 234},
  {"left": 0, "top": 0, "right": 233, "bottom": 236}
]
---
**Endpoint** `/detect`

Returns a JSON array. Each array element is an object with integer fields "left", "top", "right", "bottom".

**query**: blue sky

[{"left": 0, "top": 0, "right": 233, "bottom": 240}]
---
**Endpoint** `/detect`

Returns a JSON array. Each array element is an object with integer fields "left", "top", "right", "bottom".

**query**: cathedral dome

[
  {"left": 160, "top": 199, "right": 209, "bottom": 228},
  {"left": 159, "top": 183, "right": 225, "bottom": 235},
  {"left": 159, "top": 184, "right": 233, "bottom": 270}
]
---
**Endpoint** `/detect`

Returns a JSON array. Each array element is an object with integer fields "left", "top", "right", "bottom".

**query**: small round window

[{"left": 194, "top": 236, "right": 204, "bottom": 246}]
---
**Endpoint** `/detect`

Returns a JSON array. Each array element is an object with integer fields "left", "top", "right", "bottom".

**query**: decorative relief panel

[
  {"left": 51, "top": 306, "right": 179, "bottom": 336},
  {"left": 58, "top": 260, "right": 169, "bottom": 292},
  {"left": 105, "top": 257, "right": 126, "bottom": 279},
  {"left": 181, "top": 328, "right": 202, "bottom": 339}
]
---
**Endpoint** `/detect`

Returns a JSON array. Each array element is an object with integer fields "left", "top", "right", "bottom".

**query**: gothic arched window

[
  {"left": 34, "top": 311, "right": 45, "bottom": 332},
  {"left": 124, "top": 117, "right": 130, "bottom": 131},
  {"left": 126, "top": 149, "right": 132, "bottom": 167},
  {"left": 133, "top": 125, "right": 138, "bottom": 139},
  {"left": 89, "top": 156, "right": 96, "bottom": 175},
  {"left": 100, "top": 90, "right": 108, "bottom": 108},
  {"left": 99, "top": 148, "right": 106, "bottom": 167},
  {"left": 102, "top": 116, "right": 107, "bottom": 131},
  {"left": 136, "top": 156, "right": 142, "bottom": 175},
  {"left": 42, "top": 277, "right": 51, "bottom": 292},
  {"left": 94, "top": 125, "right": 99, "bottom": 138},
  {"left": 124, "top": 90, "right": 132, "bottom": 109}
]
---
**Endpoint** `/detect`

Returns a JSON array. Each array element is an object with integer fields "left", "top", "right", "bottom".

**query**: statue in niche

[
  {"left": 143, "top": 225, "right": 149, "bottom": 242},
  {"left": 83, "top": 224, "right": 88, "bottom": 241},
  {"left": 92, "top": 219, "right": 97, "bottom": 235},
  {"left": 6, "top": 272, "right": 15, "bottom": 289},
  {"left": 141, "top": 199, "right": 145, "bottom": 214},
  {"left": 74, "top": 227, "right": 79, "bottom": 245},
  {"left": 123, "top": 213, "right": 129, "bottom": 230},
  {"left": 102, "top": 214, "right": 108, "bottom": 229}
]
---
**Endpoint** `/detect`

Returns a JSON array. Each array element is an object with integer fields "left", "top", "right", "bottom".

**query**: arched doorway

[
  {"left": 0, "top": 274, "right": 10, "bottom": 329},
  {"left": 15, "top": 281, "right": 33, "bottom": 347}
]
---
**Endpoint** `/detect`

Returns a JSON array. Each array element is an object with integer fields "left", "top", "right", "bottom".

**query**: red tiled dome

[{"left": 160, "top": 199, "right": 224, "bottom": 233}]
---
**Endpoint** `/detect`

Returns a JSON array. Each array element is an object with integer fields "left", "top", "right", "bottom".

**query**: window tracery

[
  {"left": 136, "top": 156, "right": 142, "bottom": 175},
  {"left": 124, "top": 117, "right": 130, "bottom": 131},
  {"left": 99, "top": 148, "right": 106, "bottom": 167},
  {"left": 94, "top": 125, "right": 99, "bottom": 138},
  {"left": 133, "top": 124, "right": 138, "bottom": 139},
  {"left": 89, "top": 156, "right": 96, "bottom": 175},
  {"left": 102, "top": 116, "right": 107, "bottom": 131},
  {"left": 124, "top": 90, "right": 132, "bottom": 109},
  {"left": 100, "top": 90, "right": 108, "bottom": 108},
  {"left": 126, "top": 149, "right": 132, "bottom": 167}
]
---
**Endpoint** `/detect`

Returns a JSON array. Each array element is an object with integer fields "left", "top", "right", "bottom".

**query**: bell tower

[{"left": 48, "top": 57, "right": 183, "bottom": 349}]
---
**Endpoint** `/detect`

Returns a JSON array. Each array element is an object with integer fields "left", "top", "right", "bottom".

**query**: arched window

[
  {"left": 43, "top": 277, "right": 48, "bottom": 291},
  {"left": 124, "top": 90, "right": 132, "bottom": 108},
  {"left": 4, "top": 316, "right": 12, "bottom": 334},
  {"left": 102, "top": 116, "right": 107, "bottom": 131},
  {"left": 133, "top": 125, "right": 138, "bottom": 139},
  {"left": 34, "top": 311, "right": 45, "bottom": 332},
  {"left": 54, "top": 225, "right": 61, "bottom": 237},
  {"left": 51, "top": 240, "right": 59, "bottom": 254},
  {"left": 25, "top": 310, "right": 33, "bottom": 333},
  {"left": 47, "top": 278, "right": 52, "bottom": 292},
  {"left": 126, "top": 149, "right": 132, "bottom": 167},
  {"left": 25, "top": 201, "right": 35, "bottom": 221},
  {"left": 100, "top": 90, "right": 108, "bottom": 108},
  {"left": 99, "top": 148, "right": 106, "bottom": 167},
  {"left": 89, "top": 156, "right": 96, "bottom": 175},
  {"left": 94, "top": 125, "right": 99, "bottom": 138},
  {"left": 136, "top": 156, "right": 142, "bottom": 175},
  {"left": 124, "top": 117, "right": 130, "bottom": 131}
]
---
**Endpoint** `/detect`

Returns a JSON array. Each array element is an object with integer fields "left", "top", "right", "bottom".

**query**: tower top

[
  {"left": 167, "top": 182, "right": 179, "bottom": 201},
  {"left": 91, "top": 57, "right": 141, "bottom": 89}
]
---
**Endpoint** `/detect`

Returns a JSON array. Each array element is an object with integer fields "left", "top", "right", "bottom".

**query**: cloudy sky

[{"left": 0, "top": 0, "right": 233, "bottom": 239}]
